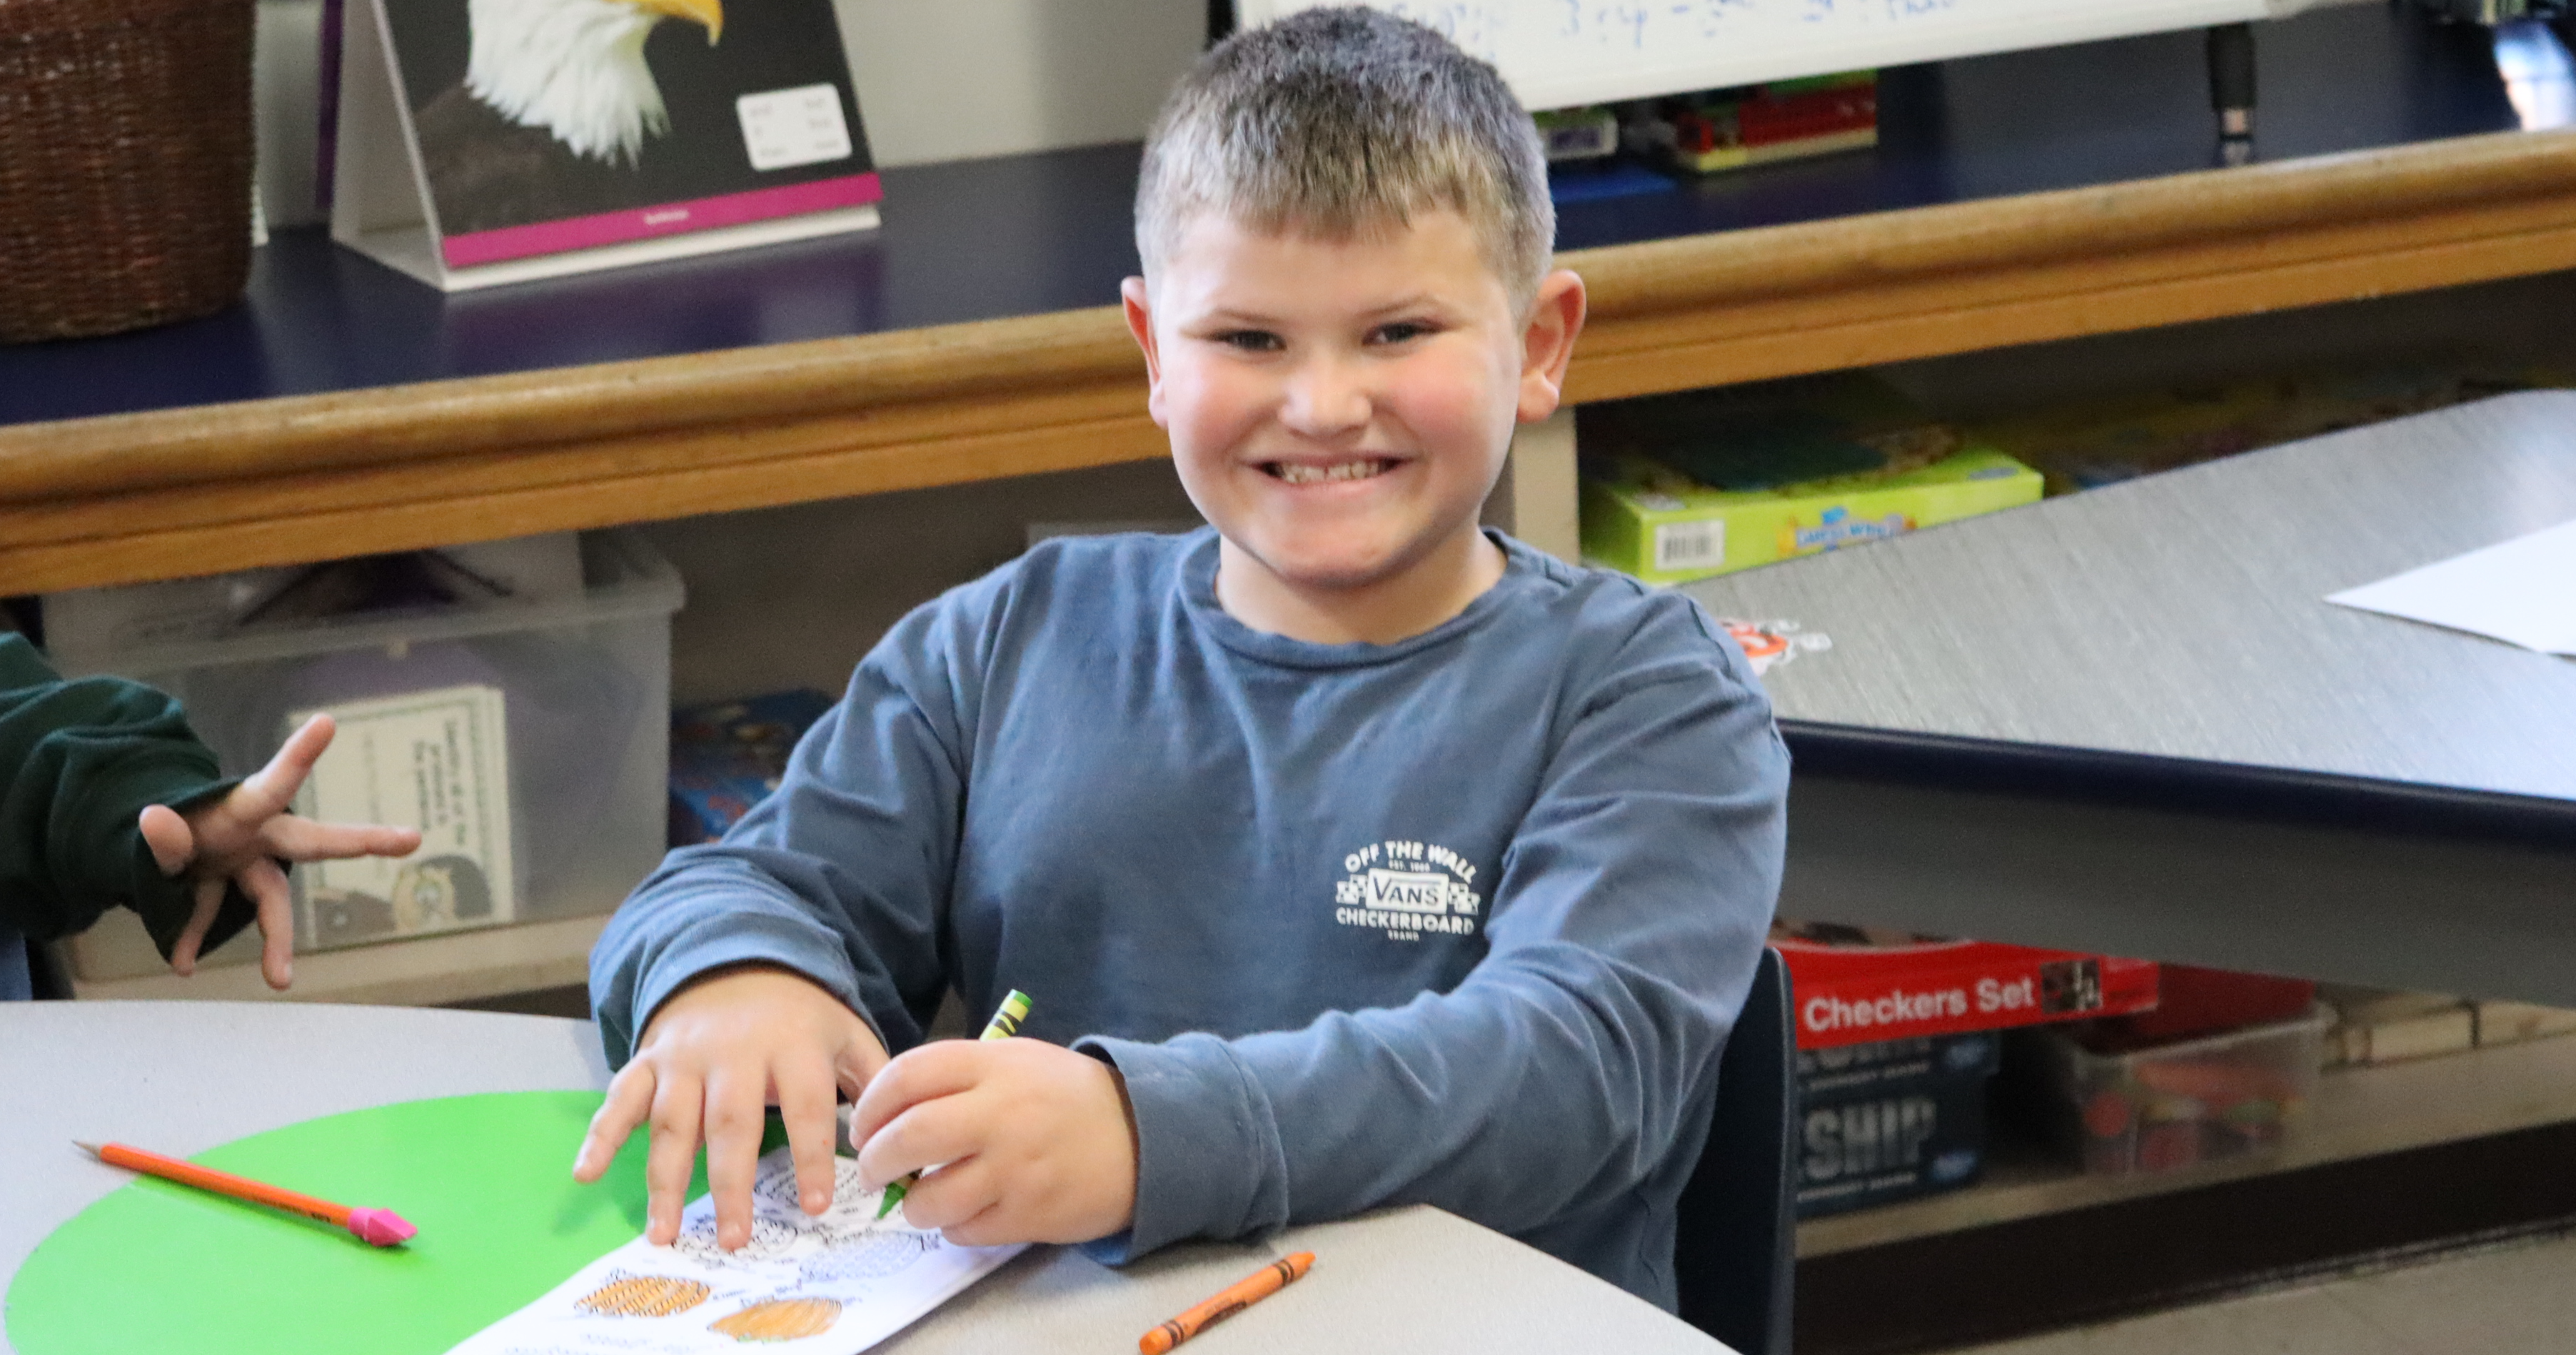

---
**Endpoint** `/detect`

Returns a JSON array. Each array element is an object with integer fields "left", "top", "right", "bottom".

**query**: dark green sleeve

[{"left": 0, "top": 635, "right": 256, "bottom": 958}]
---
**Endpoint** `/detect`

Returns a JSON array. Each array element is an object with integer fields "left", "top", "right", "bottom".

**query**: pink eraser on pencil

[{"left": 347, "top": 1207, "right": 418, "bottom": 1246}]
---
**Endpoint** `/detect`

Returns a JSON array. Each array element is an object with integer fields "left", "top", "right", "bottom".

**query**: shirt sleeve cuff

[
  {"left": 607, "top": 907, "right": 877, "bottom": 1065},
  {"left": 106, "top": 772, "right": 249, "bottom": 962},
  {"left": 1072, "top": 1032, "right": 1286, "bottom": 1260}
]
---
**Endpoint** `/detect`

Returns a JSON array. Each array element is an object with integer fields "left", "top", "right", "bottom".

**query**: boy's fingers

[
  {"left": 262, "top": 815, "right": 422, "bottom": 864},
  {"left": 845, "top": 1043, "right": 983, "bottom": 1152},
  {"left": 775, "top": 1065, "right": 841, "bottom": 1217},
  {"left": 137, "top": 804, "right": 195, "bottom": 877},
  {"left": 894, "top": 1157, "right": 998, "bottom": 1234},
  {"left": 643, "top": 1077, "right": 706, "bottom": 1245},
  {"left": 935, "top": 1199, "right": 1016, "bottom": 1250},
  {"left": 242, "top": 715, "right": 336, "bottom": 811},
  {"left": 835, "top": 1018, "right": 892, "bottom": 1094},
  {"left": 242, "top": 857, "right": 296, "bottom": 989},
  {"left": 700, "top": 1070, "right": 767, "bottom": 1249},
  {"left": 853, "top": 1097, "right": 982, "bottom": 1191},
  {"left": 577, "top": 1063, "right": 658, "bottom": 1182},
  {"left": 166, "top": 877, "right": 223, "bottom": 976}
]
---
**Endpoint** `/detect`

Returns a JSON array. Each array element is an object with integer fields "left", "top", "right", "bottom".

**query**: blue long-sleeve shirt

[{"left": 591, "top": 529, "right": 1788, "bottom": 1306}]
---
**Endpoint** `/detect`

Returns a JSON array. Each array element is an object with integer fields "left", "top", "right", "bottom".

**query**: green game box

[
  {"left": 1581, "top": 445, "right": 2042, "bottom": 586},
  {"left": 1578, "top": 370, "right": 2045, "bottom": 589}
]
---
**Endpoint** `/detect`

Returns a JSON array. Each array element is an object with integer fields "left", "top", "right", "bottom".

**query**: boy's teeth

[{"left": 1274, "top": 460, "right": 1387, "bottom": 484}]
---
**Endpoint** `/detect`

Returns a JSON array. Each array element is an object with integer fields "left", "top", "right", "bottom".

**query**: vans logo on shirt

[{"left": 1334, "top": 840, "right": 1482, "bottom": 941}]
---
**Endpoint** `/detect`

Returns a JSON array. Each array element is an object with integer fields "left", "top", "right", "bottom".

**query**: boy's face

[{"left": 1123, "top": 209, "right": 1581, "bottom": 613}]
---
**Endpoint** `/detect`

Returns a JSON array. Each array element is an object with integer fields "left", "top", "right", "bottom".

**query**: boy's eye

[
  {"left": 1370, "top": 321, "right": 1434, "bottom": 345},
  {"left": 1214, "top": 330, "right": 1283, "bottom": 353}
]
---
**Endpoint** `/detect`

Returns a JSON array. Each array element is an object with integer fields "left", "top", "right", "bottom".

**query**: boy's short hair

[{"left": 1135, "top": 7, "right": 1554, "bottom": 311}]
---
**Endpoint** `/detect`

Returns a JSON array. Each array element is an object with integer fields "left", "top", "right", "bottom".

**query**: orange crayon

[
  {"left": 1139, "top": 1251, "right": 1314, "bottom": 1354},
  {"left": 76, "top": 1141, "right": 417, "bottom": 1246}
]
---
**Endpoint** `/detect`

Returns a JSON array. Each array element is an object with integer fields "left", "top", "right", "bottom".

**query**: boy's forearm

[
  {"left": 594, "top": 644, "right": 973, "bottom": 1063},
  {"left": 590, "top": 845, "right": 939, "bottom": 1066},
  {"left": 1082, "top": 925, "right": 1765, "bottom": 1258}
]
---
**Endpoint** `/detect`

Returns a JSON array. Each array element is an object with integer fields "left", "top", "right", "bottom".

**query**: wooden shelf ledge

[
  {"left": 1572, "top": 128, "right": 2576, "bottom": 403},
  {"left": 66, "top": 914, "right": 611, "bottom": 1009},
  {"left": 8, "top": 128, "right": 2576, "bottom": 593}
]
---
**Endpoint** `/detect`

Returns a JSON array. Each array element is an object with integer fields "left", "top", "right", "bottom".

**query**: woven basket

[{"left": 0, "top": 0, "right": 256, "bottom": 343}]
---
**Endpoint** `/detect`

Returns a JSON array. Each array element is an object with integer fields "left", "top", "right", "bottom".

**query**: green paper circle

[{"left": 8, "top": 1091, "right": 707, "bottom": 1355}]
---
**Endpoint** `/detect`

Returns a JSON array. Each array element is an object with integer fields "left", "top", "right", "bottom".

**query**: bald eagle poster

[{"left": 329, "top": 0, "right": 879, "bottom": 290}]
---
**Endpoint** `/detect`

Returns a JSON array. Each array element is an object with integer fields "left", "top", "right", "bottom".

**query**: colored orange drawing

[
  {"left": 711, "top": 1297, "right": 842, "bottom": 1342},
  {"left": 576, "top": 1273, "right": 712, "bottom": 1317}
]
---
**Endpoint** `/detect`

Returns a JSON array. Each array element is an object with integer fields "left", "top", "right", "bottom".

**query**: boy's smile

[{"left": 1123, "top": 210, "right": 1584, "bottom": 645}]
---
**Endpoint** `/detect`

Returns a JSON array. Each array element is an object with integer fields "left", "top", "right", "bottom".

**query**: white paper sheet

[
  {"left": 2326, "top": 519, "right": 2576, "bottom": 657},
  {"left": 446, "top": 1152, "right": 1022, "bottom": 1355}
]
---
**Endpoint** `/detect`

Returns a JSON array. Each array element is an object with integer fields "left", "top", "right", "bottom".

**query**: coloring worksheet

[{"left": 446, "top": 1152, "right": 1022, "bottom": 1354}]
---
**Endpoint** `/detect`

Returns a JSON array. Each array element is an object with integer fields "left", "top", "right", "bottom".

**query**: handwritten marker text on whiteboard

[{"left": 1244, "top": 0, "right": 2324, "bottom": 110}]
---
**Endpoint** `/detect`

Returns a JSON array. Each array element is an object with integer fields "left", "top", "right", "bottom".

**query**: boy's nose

[{"left": 1279, "top": 356, "right": 1372, "bottom": 436}]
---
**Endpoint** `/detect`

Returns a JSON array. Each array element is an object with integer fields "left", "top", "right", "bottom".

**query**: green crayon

[{"left": 877, "top": 989, "right": 1032, "bottom": 1220}]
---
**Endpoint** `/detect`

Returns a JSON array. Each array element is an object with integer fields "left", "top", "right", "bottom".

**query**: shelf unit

[{"left": 1798, "top": 1032, "right": 2576, "bottom": 1257}]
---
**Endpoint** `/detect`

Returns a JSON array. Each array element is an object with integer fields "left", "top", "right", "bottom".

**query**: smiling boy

[{"left": 582, "top": 9, "right": 1788, "bottom": 1308}]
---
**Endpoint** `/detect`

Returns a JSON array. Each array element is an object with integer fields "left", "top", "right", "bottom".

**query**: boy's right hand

[{"left": 572, "top": 964, "right": 888, "bottom": 1249}]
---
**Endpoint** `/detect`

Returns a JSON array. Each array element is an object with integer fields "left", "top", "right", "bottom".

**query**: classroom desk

[
  {"left": 1684, "top": 392, "right": 2576, "bottom": 1007},
  {"left": 5, "top": 4, "right": 2575, "bottom": 593},
  {"left": 0, "top": 1002, "right": 1729, "bottom": 1355}
]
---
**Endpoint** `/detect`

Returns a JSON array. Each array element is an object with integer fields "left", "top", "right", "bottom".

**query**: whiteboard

[{"left": 1239, "top": 0, "right": 2330, "bottom": 110}]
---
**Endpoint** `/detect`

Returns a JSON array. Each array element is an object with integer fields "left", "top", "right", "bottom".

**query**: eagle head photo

[
  {"left": 393, "top": 0, "right": 863, "bottom": 238},
  {"left": 462, "top": 0, "right": 725, "bottom": 167}
]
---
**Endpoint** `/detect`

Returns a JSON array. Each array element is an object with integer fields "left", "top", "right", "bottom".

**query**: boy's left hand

[
  {"left": 847, "top": 1036, "right": 1139, "bottom": 1246},
  {"left": 139, "top": 713, "right": 423, "bottom": 990}
]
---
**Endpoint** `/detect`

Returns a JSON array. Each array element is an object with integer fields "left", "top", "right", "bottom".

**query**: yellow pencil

[{"left": 876, "top": 989, "right": 1031, "bottom": 1219}]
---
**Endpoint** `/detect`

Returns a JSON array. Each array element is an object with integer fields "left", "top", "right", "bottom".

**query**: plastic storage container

[
  {"left": 2031, "top": 1006, "right": 2330, "bottom": 1177},
  {"left": 49, "top": 531, "right": 683, "bottom": 980}
]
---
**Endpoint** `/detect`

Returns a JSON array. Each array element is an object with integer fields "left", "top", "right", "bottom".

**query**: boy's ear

[
  {"left": 1120, "top": 276, "right": 1169, "bottom": 428},
  {"left": 1516, "top": 269, "right": 1587, "bottom": 424}
]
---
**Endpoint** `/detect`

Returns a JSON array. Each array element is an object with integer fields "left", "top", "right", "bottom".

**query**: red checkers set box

[{"left": 1773, "top": 922, "right": 2160, "bottom": 1051}]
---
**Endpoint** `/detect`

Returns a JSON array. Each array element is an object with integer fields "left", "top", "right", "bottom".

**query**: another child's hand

[
  {"left": 139, "top": 713, "right": 423, "bottom": 990},
  {"left": 847, "top": 1037, "right": 1139, "bottom": 1246},
  {"left": 573, "top": 965, "right": 890, "bottom": 1250}
]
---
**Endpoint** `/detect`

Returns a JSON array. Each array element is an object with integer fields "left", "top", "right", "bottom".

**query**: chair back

[{"left": 1674, "top": 946, "right": 1795, "bottom": 1355}]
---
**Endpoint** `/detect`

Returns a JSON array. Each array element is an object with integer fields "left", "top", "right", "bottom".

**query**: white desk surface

[
  {"left": 1, "top": 1002, "right": 1729, "bottom": 1355},
  {"left": 1689, "top": 390, "right": 2576, "bottom": 800},
  {"left": 1681, "top": 391, "right": 2576, "bottom": 1003}
]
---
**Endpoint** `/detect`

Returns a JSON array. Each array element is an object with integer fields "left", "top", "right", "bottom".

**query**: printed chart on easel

[
  {"left": 451, "top": 1153, "right": 1020, "bottom": 1354},
  {"left": 331, "top": 0, "right": 882, "bottom": 289}
]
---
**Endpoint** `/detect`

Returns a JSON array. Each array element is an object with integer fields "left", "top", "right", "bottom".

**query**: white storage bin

[{"left": 48, "top": 531, "right": 683, "bottom": 981}]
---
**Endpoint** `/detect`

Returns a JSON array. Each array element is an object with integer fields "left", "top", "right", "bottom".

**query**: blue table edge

[{"left": 1781, "top": 720, "right": 2576, "bottom": 850}]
